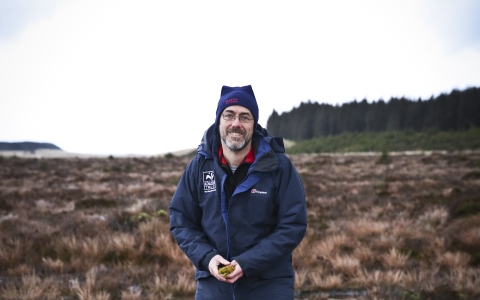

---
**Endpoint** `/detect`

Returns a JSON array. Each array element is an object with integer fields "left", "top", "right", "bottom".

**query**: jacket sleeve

[
  {"left": 235, "top": 157, "right": 307, "bottom": 277},
  {"left": 169, "top": 159, "right": 215, "bottom": 272}
]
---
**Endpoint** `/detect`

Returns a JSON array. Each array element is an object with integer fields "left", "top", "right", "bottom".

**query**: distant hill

[{"left": 0, "top": 142, "right": 62, "bottom": 153}]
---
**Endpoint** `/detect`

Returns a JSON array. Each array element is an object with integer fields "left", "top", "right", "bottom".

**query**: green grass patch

[
  {"left": 75, "top": 199, "right": 117, "bottom": 209},
  {"left": 287, "top": 127, "right": 480, "bottom": 154}
]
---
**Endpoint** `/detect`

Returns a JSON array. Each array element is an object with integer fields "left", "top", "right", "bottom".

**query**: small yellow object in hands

[{"left": 218, "top": 265, "right": 235, "bottom": 278}]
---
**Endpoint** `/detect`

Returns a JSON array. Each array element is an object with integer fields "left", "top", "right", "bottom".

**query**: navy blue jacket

[{"left": 169, "top": 124, "right": 307, "bottom": 297}]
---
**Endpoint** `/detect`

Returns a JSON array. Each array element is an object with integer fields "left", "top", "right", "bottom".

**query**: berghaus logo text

[{"left": 251, "top": 189, "right": 267, "bottom": 194}]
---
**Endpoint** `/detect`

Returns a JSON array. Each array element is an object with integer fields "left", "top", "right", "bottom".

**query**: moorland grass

[{"left": 0, "top": 153, "right": 480, "bottom": 299}]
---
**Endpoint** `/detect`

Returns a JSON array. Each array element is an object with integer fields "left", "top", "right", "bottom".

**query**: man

[{"left": 169, "top": 85, "right": 307, "bottom": 300}]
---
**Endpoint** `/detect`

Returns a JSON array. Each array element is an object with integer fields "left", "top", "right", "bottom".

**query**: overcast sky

[{"left": 1, "top": 0, "right": 479, "bottom": 155}]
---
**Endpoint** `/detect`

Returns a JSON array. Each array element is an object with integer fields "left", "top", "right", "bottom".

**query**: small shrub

[
  {"left": 384, "top": 176, "right": 397, "bottom": 182},
  {"left": 39, "top": 162, "right": 49, "bottom": 171},
  {"left": 156, "top": 210, "right": 167, "bottom": 217},
  {"left": 462, "top": 170, "right": 480, "bottom": 180},
  {"left": 377, "top": 148, "right": 391, "bottom": 165},
  {"left": 130, "top": 212, "right": 151, "bottom": 223},
  {"left": 123, "top": 163, "right": 132, "bottom": 172},
  {"left": 75, "top": 199, "right": 117, "bottom": 209},
  {"left": 374, "top": 182, "right": 390, "bottom": 196},
  {"left": 475, "top": 160, "right": 480, "bottom": 168},
  {"left": 0, "top": 198, "right": 13, "bottom": 210},
  {"left": 453, "top": 199, "right": 480, "bottom": 218},
  {"left": 470, "top": 252, "right": 480, "bottom": 266},
  {"left": 168, "top": 176, "right": 181, "bottom": 185}
]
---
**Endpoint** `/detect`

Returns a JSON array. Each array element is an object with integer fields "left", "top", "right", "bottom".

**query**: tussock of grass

[{"left": 1, "top": 272, "right": 60, "bottom": 300}]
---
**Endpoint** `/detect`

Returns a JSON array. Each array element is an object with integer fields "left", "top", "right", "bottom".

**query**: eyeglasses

[{"left": 222, "top": 113, "right": 253, "bottom": 123}]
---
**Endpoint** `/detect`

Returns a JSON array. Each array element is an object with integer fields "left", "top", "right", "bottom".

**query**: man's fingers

[
  {"left": 226, "top": 268, "right": 240, "bottom": 277},
  {"left": 225, "top": 269, "right": 241, "bottom": 282},
  {"left": 225, "top": 260, "right": 243, "bottom": 283},
  {"left": 225, "top": 273, "right": 241, "bottom": 284},
  {"left": 212, "top": 254, "right": 230, "bottom": 266},
  {"left": 214, "top": 272, "right": 226, "bottom": 281},
  {"left": 208, "top": 254, "right": 232, "bottom": 281},
  {"left": 208, "top": 256, "right": 243, "bottom": 283},
  {"left": 217, "top": 257, "right": 230, "bottom": 266}
]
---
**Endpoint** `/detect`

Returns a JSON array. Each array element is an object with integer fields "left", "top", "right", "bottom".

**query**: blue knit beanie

[{"left": 215, "top": 85, "right": 258, "bottom": 128}]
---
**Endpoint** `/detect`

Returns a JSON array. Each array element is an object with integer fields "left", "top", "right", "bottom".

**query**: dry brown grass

[
  {"left": 309, "top": 272, "right": 343, "bottom": 290},
  {"left": 1, "top": 153, "right": 480, "bottom": 299},
  {"left": 293, "top": 152, "right": 480, "bottom": 299},
  {"left": 457, "top": 226, "right": 480, "bottom": 248},
  {"left": 330, "top": 255, "right": 360, "bottom": 276},
  {"left": 381, "top": 248, "right": 409, "bottom": 269},
  {"left": 437, "top": 251, "right": 471, "bottom": 269},
  {"left": 144, "top": 271, "right": 196, "bottom": 298},
  {"left": 1, "top": 272, "right": 60, "bottom": 300},
  {"left": 71, "top": 267, "right": 112, "bottom": 300}
]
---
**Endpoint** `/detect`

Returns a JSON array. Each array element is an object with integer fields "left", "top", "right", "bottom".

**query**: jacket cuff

[
  {"left": 201, "top": 250, "right": 217, "bottom": 271},
  {"left": 234, "top": 258, "right": 247, "bottom": 277}
]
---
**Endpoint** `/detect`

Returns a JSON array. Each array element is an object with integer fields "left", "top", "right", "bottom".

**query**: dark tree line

[{"left": 266, "top": 87, "right": 480, "bottom": 141}]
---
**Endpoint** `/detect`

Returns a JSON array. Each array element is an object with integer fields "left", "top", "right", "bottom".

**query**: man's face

[{"left": 219, "top": 105, "right": 254, "bottom": 152}]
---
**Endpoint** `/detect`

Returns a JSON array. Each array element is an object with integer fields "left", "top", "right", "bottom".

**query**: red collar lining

[{"left": 218, "top": 146, "right": 255, "bottom": 166}]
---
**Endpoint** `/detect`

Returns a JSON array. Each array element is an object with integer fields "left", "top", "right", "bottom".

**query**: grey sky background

[{"left": 1, "top": 0, "right": 479, "bottom": 155}]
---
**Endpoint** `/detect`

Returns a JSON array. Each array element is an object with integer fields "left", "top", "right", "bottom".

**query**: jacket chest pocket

[{"left": 243, "top": 187, "right": 277, "bottom": 226}]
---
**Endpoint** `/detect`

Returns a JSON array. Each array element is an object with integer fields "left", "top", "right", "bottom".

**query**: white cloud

[{"left": 1, "top": 1, "right": 479, "bottom": 155}]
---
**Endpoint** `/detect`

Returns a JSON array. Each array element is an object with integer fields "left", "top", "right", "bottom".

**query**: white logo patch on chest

[{"left": 203, "top": 171, "right": 216, "bottom": 193}]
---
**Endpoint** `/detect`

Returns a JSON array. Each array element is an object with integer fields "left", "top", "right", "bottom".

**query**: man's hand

[
  {"left": 224, "top": 260, "right": 243, "bottom": 284},
  {"left": 208, "top": 254, "right": 231, "bottom": 281}
]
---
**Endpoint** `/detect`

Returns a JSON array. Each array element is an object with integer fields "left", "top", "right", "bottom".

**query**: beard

[{"left": 220, "top": 126, "right": 252, "bottom": 152}]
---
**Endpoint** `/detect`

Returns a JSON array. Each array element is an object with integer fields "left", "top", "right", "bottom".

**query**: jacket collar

[
  {"left": 218, "top": 145, "right": 255, "bottom": 166},
  {"left": 197, "top": 123, "right": 284, "bottom": 172}
]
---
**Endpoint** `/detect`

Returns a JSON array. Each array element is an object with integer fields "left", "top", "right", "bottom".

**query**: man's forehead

[{"left": 223, "top": 105, "right": 252, "bottom": 115}]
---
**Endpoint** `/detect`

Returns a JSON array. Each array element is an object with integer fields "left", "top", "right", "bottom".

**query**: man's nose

[{"left": 231, "top": 117, "right": 242, "bottom": 126}]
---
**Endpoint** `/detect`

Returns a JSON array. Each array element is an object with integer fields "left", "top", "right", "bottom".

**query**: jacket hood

[{"left": 197, "top": 123, "right": 285, "bottom": 159}]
